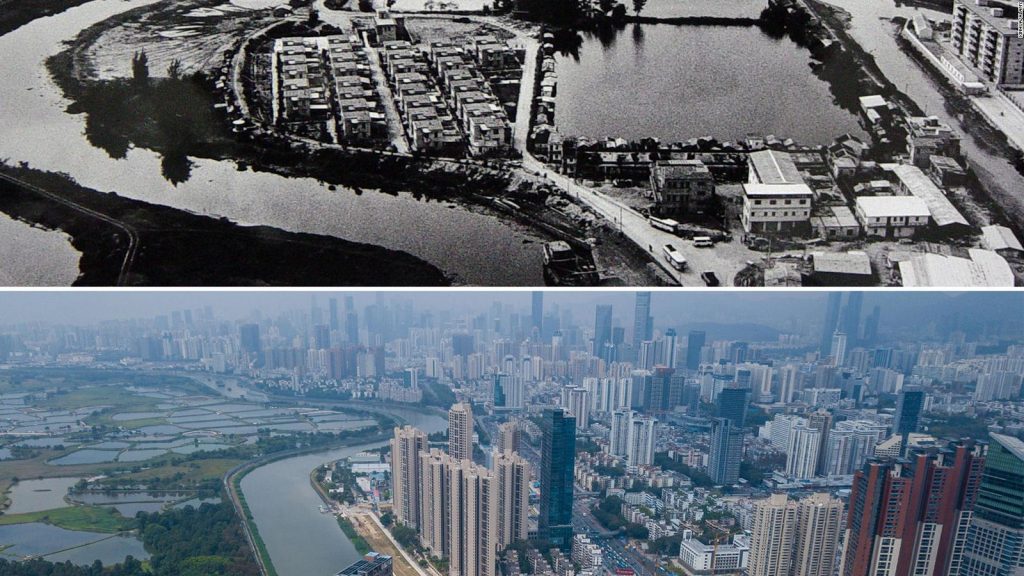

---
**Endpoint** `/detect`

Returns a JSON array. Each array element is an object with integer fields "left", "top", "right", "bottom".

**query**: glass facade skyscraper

[
  {"left": 539, "top": 407, "right": 576, "bottom": 550},
  {"left": 961, "top": 434, "right": 1024, "bottom": 576}
]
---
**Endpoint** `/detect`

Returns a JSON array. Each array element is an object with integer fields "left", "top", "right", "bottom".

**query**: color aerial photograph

[
  {"left": 1, "top": 0, "right": 1024, "bottom": 287},
  {"left": 0, "top": 290, "right": 1020, "bottom": 576}
]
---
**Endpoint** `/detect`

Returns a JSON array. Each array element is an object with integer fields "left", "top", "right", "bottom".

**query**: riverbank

[
  {"left": 0, "top": 164, "right": 451, "bottom": 286},
  {"left": 227, "top": 402, "right": 443, "bottom": 576},
  {"left": 809, "top": 0, "right": 1024, "bottom": 231},
  {"left": 0, "top": 0, "right": 96, "bottom": 36}
]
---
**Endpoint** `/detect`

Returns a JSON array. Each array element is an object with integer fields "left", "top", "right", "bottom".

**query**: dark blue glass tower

[{"left": 539, "top": 407, "right": 576, "bottom": 550}]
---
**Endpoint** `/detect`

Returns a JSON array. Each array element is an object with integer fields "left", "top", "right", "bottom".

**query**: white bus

[
  {"left": 692, "top": 236, "right": 713, "bottom": 247},
  {"left": 663, "top": 244, "right": 687, "bottom": 270},
  {"left": 649, "top": 216, "right": 680, "bottom": 233}
]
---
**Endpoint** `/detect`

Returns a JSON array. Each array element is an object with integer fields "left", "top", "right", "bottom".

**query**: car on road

[
  {"left": 692, "top": 236, "right": 713, "bottom": 247},
  {"left": 701, "top": 271, "right": 720, "bottom": 286}
]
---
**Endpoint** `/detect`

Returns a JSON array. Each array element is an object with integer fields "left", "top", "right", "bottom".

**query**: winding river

[
  {"left": 239, "top": 407, "right": 445, "bottom": 576},
  {"left": 0, "top": 0, "right": 544, "bottom": 286}
]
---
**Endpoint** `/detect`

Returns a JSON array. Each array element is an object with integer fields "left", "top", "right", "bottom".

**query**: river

[
  {"left": 239, "top": 406, "right": 446, "bottom": 576},
  {"left": 0, "top": 0, "right": 544, "bottom": 286},
  {"left": 820, "top": 0, "right": 1024, "bottom": 221},
  {"left": 0, "top": 213, "right": 81, "bottom": 285}
]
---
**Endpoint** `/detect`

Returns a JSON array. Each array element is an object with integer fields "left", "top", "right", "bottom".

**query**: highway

[{"left": 0, "top": 171, "right": 138, "bottom": 286}]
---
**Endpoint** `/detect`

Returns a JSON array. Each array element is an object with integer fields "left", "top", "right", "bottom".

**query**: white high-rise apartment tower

[
  {"left": 448, "top": 402, "right": 474, "bottom": 461},
  {"left": 391, "top": 426, "right": 428, "bottom": 528}
]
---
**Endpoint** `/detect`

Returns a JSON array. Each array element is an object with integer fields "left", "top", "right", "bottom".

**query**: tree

[
  {"left": 167, "top": 59, "right": 183, "bottom": 80},
  {"left": 132, "top": 51, "right": 150, "bottom": 87},
  {"left": 632, "top": 0, "right": 645, "bottom": 18},
  {"left": 308, "top": 8, "right": 320, "bottom": 26}
]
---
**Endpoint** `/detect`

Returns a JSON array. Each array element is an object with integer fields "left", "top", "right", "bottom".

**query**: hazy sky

[{"left": 0, "top": 291, "right": 1019, "bottom": 335}]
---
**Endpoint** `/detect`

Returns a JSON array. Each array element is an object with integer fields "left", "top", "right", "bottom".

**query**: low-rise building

[
  {"left": 888, "top": 163, "right": 970, "bottom": 231},
  {"left": 741, "top": 183, "right": 813, "bottom": 234},
  {"left": 812, "top": 205, "right": 861, "bottom": 240},
  {"left": 337, "top": 552, "right": 393, "bottom": 576},
  {"left": 905, "top": 116, "right": 961, "bottom": 168},
  {"left": 928, "top": 155, "right": 968, "bottom": 188},
  {"left": 898, "top": 248, "right": 1015, "bottom": 286},
  {"left": 981, "top": 224, "right": 1024, "bottom": 257},
  {"left": 677, "top": 531, "right": 750, "bottom": 576},
  {"left": 650, "top": 159, "right": 716, "bottom": 218},
  {"left": 804, "top": 251, "right": 874, "bottom": 286},
  {"left": 854, "top": 196, "right": 931, "bottom": 238}
]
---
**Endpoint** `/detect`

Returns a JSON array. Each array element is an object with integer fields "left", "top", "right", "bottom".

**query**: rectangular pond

[{"left": 553, "top": 23, "right": 865, "bottom": 145}]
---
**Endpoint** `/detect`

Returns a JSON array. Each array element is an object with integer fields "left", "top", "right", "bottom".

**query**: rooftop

[
  {"left": 748, "top": 150, "right": 804, "bottom": 185},
  {"left": 810, "top": 251, "right": 872, "bottom": 276},
  {"left": 859, "top": 95, "right": 888, "bottom": 109},
  {"left": 889, "top": 164, "right": 970, "bottom": 227},
  {"left": 898, "top": 249, "right": 1014, "bottom": 287},
  {"left": 956, "top": 0, "right": 1021, "bottom": 35},
  {"left": 743, "top": 183, "right": 814, "bottom": 197},
  {"left": 855, "top": 195, "right": 931, "bottom": 219},
  {"left": 991, "top": 433, "right": 1024, "bottom": 462},
  {"left": 981, "top": 224, "right": 1024, "bottom": 252},
  {"left": 906, "top": 115, "right": 958, "bottom": 138}
]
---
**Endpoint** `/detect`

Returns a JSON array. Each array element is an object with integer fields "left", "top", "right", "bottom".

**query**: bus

[
  {"left": 663, "top": 244, "right": 687, "bottom": 271},
  {"left": 648, "top": 216, "right": 680, "bottom": 233}
]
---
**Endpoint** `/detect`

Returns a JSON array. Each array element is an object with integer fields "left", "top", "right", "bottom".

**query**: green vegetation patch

[
  {"left": 338, "top": 517, "right": 371, "bottom": 555},
  {"left": 0, "top": 504, "right": 133, "bottom": 533}
]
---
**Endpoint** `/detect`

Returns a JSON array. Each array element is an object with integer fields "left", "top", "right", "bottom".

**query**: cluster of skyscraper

[
  {"left": 838, "top": 434, "right": 1024, "bottom": 576},
  {"left": 390, "top": 403, "right": 579, "bottom": 576}
]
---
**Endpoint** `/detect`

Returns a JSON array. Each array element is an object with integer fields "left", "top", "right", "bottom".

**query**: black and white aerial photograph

[
  {"left": 1, "top": 0, "right": 1024, "bottom": 286},
  {"left": 0, "top": 290, "right": 1021, "bottom": 576}
]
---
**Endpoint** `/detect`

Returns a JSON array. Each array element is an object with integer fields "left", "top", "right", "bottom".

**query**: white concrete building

[
  {"left": 741, "top": 183, "right": 814, "bottom": 234},
  {"left": 854, "top": 196, "right": 931, "bottom": 238}
]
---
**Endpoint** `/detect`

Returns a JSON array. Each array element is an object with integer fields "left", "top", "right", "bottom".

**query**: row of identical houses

[
  {"left": 273, "top": 35, "right": 387, "bottom": 143},
  {"left": 379, "top": 35, "right": 516, "bottom": 155}
]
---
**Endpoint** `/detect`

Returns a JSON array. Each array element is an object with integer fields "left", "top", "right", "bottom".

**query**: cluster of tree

[
  {"left": 421, "top": 380, "right": 456, "bottom": 409},
  {"left": 391, "top": 524, "right": 419, "bottom": 549},
  {"left": 0, "top": 558, "right": 148, "bottom": 576},
  {"left": 653, "top": 453, "right": 715, "bottom": 488},
  {"left": 592, "top": 464, "right": 625, "bottom": 478},
  {"left": 514, "top": 0, "right": 585, "bottom": 24},
  {"left": 590, "top": 496, "right": 648, "bottom": 538},
  {"left": 136, "top": 502, "right": 259, "bottom": 576},
  {"left": 0, "top": 503, "right": 257, "bottom": 576},
  {"left": 648, "top": 533, "right": 684, "bottom": 556}
]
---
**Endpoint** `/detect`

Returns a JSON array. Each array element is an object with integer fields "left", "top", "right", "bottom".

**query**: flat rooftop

[
  {"left": 743, "top": 183, "right": 813, "bottom": 197},
  {"left": 855, "top": 195, "right": 931, "bottom": 219},
  {"left": 811, "top": 251, "right": 872, "bottom": 275},
  {"left": 956, "top": 0, "right": 1020, "bottom": 35}
]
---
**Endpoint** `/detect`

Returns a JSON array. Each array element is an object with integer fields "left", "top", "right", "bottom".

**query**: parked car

[{"left": 701, "top": 271, "right": 720, "bottom": 286}]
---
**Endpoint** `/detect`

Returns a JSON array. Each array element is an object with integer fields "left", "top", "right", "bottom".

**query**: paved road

[
  {"left": 522, "top": 156, "right": 757, "bottom": 286},
  {"left": 0, "top": 171, "right": 138, "bottom": 286},
  {"left": 973, "top": 91, "right": 1024, "bottom": 152}
]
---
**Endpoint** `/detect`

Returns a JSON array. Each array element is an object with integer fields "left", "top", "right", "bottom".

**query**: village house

[
  {"left": 740, "top": 183, "right": 813, "bottom": 234},
  {"left": 650, "top": 159, "right": 716, "bottom": 218},
  {"left": 854, "top": 195, "right": 931, "bottom": 238}
]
